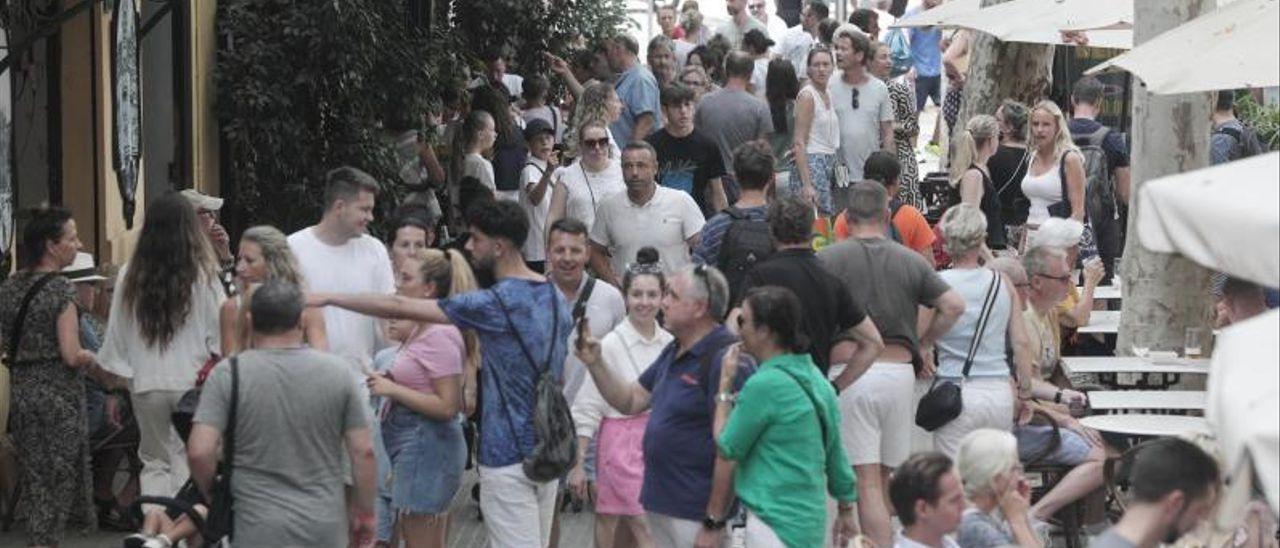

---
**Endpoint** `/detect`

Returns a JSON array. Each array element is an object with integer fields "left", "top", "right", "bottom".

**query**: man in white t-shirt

[
  {"left": 590, "top": 142, "right": 705, "bottom": 287},
  {"left": 831, "top": 26, "right": 895, "bottom": 202},
  {"left": 288, "top": 166, "right": 396, "bottom": 380}
]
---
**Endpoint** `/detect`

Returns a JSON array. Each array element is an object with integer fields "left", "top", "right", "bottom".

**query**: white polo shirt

[{"left": 589, "top": 185, "right": 706, "bottom": 276}]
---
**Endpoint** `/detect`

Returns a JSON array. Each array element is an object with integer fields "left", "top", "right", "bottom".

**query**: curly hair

[
  {"left": 939, "top": 203, "right": 988, "bottom": 257},
  {"left": 121, "top": 192, "right": 218, "bottom": 350},
  {"left": 565, "top": 82, "right": 617, "bottom": 157}
]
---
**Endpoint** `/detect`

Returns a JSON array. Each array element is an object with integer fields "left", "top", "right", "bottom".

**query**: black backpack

[
  {"left": 717, "top": 207, "right": 774, "bottom": 307},
  {"left": 1216, "top": 124, "right": 1265, "bottom": 161},
  {"left": 1071, "top": 127, "right": 1120, "bottom": 264},
  {"left": 887, "top": 198, "right": 906, "bottom": 245}
]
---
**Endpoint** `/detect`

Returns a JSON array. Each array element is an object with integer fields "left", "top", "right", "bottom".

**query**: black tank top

[{"left": 969, "top": 165, "right": 1007, "bottom": 249}]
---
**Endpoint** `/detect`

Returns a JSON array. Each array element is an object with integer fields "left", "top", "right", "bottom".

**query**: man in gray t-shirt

[
  {"left": 189, "top": 281, "right": 376, "bottom": 547},
  {"left": 830, "top": 28, "right": 894, "bottom": 182},
  {"left": 695, "top": 51, "right": 773, "bottom": 196}
]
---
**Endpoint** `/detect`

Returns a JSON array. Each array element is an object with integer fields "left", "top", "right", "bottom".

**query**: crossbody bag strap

[
  {"left": 777, "top": 368, "right": 828, "bottom": 450},
  {"left": 572, "top": 277, "right": 596, "bottom": 322},
  {"left": 961, "top": 270, "right": 1003, "bottom": 378},
  {"left": 226, "top": 356, "right": 239, "bottom": 471},
  {"left": 491, "top": 287, "right": 561, "bottom": 453},
  {"left": 5, "top": 272, "right": 59, "bottom": 365}
]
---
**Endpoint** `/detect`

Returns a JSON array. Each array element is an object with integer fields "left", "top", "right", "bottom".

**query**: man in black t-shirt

[
  {"left": 646, "top": 84, "right": 728, "bottom": 217},
  {"left": 737, "top": 196, "right": 883, "bottom": 375}
]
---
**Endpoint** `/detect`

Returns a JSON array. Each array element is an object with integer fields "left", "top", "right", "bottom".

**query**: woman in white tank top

[
  {"left": 790, "top": 46, "right": 842, "bottom": 216},
  {"left": 1021, "top": 101, "right": 1088, "bottom": 249}
]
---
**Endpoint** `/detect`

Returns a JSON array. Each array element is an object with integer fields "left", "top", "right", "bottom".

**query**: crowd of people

[{"left": 1, "top": 1, "right": 1276, "bottom": 548}]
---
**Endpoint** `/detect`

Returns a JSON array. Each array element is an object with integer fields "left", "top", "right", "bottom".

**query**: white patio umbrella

[
  {"left": 890, "top": 0, "right": 980, "bottom": 28},
  {"left": 943, "top": 0, "right": 1134, "bottom": 49},
  {"left": 1138, "top": 153, "right": 1280, "bottom": 517},
  {"left": 1208, "top": 310, "right": 1280, "bottom": 517},
  {"left": 1087, "top": 0, "right": 1280, "bottom": 94},
  {"left": 1136, "top": 152, "right": 1280, "bottom": 288}
]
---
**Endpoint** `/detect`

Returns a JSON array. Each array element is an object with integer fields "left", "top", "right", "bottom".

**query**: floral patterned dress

[
  {"left": 888, "top": 79, "right": 922, "bottom": 209},
  {"left": 0, "top": 272, "right": 93, "bottom": 545}
]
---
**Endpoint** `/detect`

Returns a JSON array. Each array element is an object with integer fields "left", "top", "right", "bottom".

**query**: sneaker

[
  {"left": 122, "top": 534, "right": 151, "bottom": 548},
  {"left": 142, "top": 534, "right": 173, "bottom": 548}
]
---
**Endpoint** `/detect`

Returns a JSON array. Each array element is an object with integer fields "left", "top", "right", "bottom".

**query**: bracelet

[{"left": 715, "top": 391, "right": 736, "bottom": 404}]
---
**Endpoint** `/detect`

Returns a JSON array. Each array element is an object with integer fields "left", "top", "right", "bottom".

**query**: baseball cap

[
  {"left": 180, "top": 189, "right": 224, "bottom": 211},
  {"left": 61, "top": 252, "right": 107, "bottom": 283},
  {"left": 523, "top": 118, "right": 556, "bottom": 141}
]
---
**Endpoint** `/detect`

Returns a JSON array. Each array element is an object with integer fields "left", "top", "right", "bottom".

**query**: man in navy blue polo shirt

[{"left": 576, "top": 264, "right": 753, "bottom": 548}]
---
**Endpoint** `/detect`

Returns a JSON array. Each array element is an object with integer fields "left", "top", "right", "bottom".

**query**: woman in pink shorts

[{"left": 569, "top": 247, "right": 671, "bottom": 547}]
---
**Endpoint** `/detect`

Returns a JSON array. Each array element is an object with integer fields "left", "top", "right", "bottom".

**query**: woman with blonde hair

[
  {"left": 220, "top": 225, "right": 328, "bottom": 355},
  {"left": 955, "top": 429, "right": 1046, "bottom": 548},
  {"left": 373, "top": 248, "right": 479, "bottom": 547},
  {"left": 564, "top": 82, "right": 623, "bottom": 160},
  {"left": 1021, "top": 100, "right": 1089, "bottom": 250},
  {"left": 950, "top": 114, "right": 1006, "bottom": 252}
]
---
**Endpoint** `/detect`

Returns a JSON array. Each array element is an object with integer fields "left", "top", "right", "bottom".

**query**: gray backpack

[{"left": 1072, "top": 127, "right": 1120, "bottom": 262}]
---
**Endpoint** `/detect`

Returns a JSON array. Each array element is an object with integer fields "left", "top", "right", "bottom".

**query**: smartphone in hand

[{"left": 575, "top": 317, "right": 589, "bottom": 351}]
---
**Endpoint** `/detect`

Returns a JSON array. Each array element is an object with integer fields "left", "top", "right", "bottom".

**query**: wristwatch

[
  {"left": 703, "top": 513, "right": 728, "bottom": 530},
  {"left": 715, "top": 391, "right": 736, "bottom": 404}
]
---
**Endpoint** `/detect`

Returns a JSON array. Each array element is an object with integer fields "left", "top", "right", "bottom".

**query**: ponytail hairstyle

[
  {"left": 949, "top": 114, "right": 1000, "bottom": 186},
  {"left": 419, "top": 248, "right": 482, "bottom": 378}
]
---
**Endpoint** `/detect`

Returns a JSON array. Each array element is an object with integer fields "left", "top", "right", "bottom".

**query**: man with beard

[
  {"left": 310, "top": 200, "right": 574, "bottom": 547},
  {"left": 590, "top": 142, "right": 706, "bottom": 287},
  {"left": 1092, "top": 438, "right": 1220, "bottom": 548}
]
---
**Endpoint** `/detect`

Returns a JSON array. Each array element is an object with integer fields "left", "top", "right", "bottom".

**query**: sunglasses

[
  {"left": 850, "top": 87, "right": 860, "bottom": 110},
  {"left": 582, "top": 137, "right": 610, "bottom": 149},
  {"left": 749, "top": 3, "right": 765, "bottom": 9},
  {"left": 1035, "top": 273, "right": 1071, "bottom": 282}
]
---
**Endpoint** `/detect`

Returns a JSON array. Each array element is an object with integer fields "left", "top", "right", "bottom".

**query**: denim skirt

[{"left": 381, "top": 403, "right": 466, "bottom": 515}]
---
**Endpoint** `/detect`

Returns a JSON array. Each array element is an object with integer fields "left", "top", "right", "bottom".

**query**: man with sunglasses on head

[{"left": 830, "top": 26, "right": 894, "bottom": 207}]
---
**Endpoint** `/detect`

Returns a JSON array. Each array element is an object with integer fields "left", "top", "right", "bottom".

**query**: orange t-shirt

[{"left": 832, "top": 205, "right": 936, "bottom": 254}]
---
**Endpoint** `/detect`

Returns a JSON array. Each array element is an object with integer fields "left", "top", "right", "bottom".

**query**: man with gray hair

[
  {"left": 818, "top": 180, "right": 964, "bottom": 548},
  {"left": 189, "top": 281, "right": 377, "bottom": 546},
  {"left": 575, "top": 264, "right": 754, "bottom": 547},
  {"left": 605, "top": 34, "right": 663, "bottom": 143}
]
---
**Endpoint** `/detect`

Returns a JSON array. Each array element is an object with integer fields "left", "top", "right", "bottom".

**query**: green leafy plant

[
  {"left": 1234, "top": 91, "right": 1280, "bottom": 152},
  {"left": 451, "top": 0, "right": 634, "bottom": 77}
]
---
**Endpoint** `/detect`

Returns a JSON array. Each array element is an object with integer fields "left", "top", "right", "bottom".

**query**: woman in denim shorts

[{"left": 371, "top": 249, "right": 479, "bottom": 547}]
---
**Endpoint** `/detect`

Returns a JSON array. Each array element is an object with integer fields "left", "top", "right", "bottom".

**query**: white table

[
  {"left": 1077, "top": 310, "right": 1121, "bottom": 334},
  {"left": 1061, "top": 357, "right": 1211, "bottom": 376},
  {"left": 1080, "top": 414, "right": 1210, "bottom": 438},
  {"left": 1079, "top": 284, "right": 1122, "bottom": 300},
  {"left": 1087, "top": 390, "right": 1207, "bottom": 412}
]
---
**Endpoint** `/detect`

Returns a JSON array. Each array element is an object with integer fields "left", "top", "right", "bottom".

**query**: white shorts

[
  {"left": 931, "top": 377, "right": 1016, "bottom": 458},
  {"left": 648, "top": 513, "right": 729, "bottom": 548},
  {"left": 479, "top": 463, "right": 558, "bottom": 548},
  {"left": 831, "top": 362, "right": 915, "bottom": 467},
  {"left": 744, "top": 510, "right": 786, "bottom": 547}
]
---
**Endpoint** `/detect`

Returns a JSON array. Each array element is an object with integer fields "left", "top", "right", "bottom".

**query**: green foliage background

[{"left": 216, "top": 0, "right": 630, "bottom": 238}]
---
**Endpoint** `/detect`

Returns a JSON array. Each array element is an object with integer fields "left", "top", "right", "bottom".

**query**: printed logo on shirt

[{"left": 679, "top": 372, "right": 701, "bottom": 386}]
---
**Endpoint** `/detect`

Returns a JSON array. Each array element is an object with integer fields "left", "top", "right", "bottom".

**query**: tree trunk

[
  {"left": 953, "top": 0, "right": 1054, "bottom": 144},
  {"left": 1116, "top": 0, "right": 1217, "bottom": 357}
]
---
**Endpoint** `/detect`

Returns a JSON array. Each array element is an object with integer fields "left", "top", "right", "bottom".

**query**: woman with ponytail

[
  {"left": 369, "top": 248, "right": 478, "bottom": 547},
  {"left": 949, "top": 114, "right": 1006, "bottom": 253}
]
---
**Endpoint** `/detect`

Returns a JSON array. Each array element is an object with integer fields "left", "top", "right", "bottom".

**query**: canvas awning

[
  {"left": 944, "top": 0, "right": 1133, "bottom": 48},
  {"left": 1087, "top": 0, "right": 1280, "bottom": 94},
  {"left": 1208, "top": 309, "right": 1280, "bottom": 517},
  {"left": 1135, "top": 152, "right": 1279, "bottom": 288},
  {"left": 891, "top": 0, "right": 980, "bottom": 28}
]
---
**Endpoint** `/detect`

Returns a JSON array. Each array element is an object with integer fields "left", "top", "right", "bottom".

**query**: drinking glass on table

[
  {"left": 1184, "top": 327, "right": 1205, "bottom": 359},
  {"left": 1132, "top": 332, "right": 1151, "bottom": 360}
]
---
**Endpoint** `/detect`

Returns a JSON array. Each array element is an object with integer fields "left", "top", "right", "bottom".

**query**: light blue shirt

[
  {"left": 907, "top": 8, "right": 943, "bottom": 78},
  {"left": 936, "top": 268, "right": 1012, "bottom": 379},
  {"left": 611, "top": 64, "right": 663, "bottom": 144}
]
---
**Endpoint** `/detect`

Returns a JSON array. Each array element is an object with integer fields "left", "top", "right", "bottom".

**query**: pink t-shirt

[{"left": 389, "top": 324, "right": 465, "bottom": 395}]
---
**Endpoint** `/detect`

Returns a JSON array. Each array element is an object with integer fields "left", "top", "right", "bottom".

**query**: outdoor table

[
  {"left": 1062, "top": 356, "right": 1210, "bottom": 389},
  {"left": 1077, "top": 310, "right": 1120, "bottom": 334},
  {"left": 1087, "top": 390, "right": 1207, "bottom": 413},
  {"left": 1080, "top": 414, "right": 1210, "bottom": 438},
  {"left": 1079, "top": 284, "right": 1122, "bottom": 300}
]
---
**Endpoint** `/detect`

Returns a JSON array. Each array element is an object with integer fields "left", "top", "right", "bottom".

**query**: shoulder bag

[
  {"left": 203, "top": 356, "right": 239, "bottom": 541},
  {"left": 492, "top": 288, "right": 577, "bottom": 482},
  {"left": 915, "top": 270, "right": 1001, "bottom": 431},
  {"left": 776, "top": 368, "right": 828, "bottom": 449},
  {"left": 1047, "top": 151, "right": 1077, "bottom": 219},
  {"left": 3, "top": 272, "right": 60, "bottom": 368}
]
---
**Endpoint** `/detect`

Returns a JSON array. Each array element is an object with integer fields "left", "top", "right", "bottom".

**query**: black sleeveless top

[{"left": 968, "top": 165, "right": 1007, "bottom": 249}]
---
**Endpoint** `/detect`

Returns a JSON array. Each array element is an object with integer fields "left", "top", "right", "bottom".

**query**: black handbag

[
  {"left": 492, "top": 288, "right": 576, "bottom": 483},
  {"left": 203, "top": 356, "right": 239, "bottom": 541},
  {"left": 915, "top": 271, "right": 1002, "bottom": 431},
  {"left": 1046, "top": 151, "right": 1076, "bottom": 219}
]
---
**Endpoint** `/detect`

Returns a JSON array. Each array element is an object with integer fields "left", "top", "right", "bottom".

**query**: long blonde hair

[
  {"left": 417, "top": 249, "right": 482, "bottom": 376},
  {"left": 949, "top": 114, "right": 1001, "bottom": 185},
  {"left": 1030, "top": 100, "right": 1079, "bottom": 162},
  {"left": 239, "top": 225, "right": 304, "bottom": 287}
]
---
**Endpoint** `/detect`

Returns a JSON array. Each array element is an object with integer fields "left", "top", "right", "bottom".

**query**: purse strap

[
  {"left": 960, "top": 270, "right": 1003, "bottom": 378},
  {"left": 490, "top": 285, "right": 561, "bottom": 455},
  {"left": 5, "top": 272, "right": 59, "bottom": 366},
  {"left": 776, "top": 367, "right": 828, "bottom": 450},
  {"left": 225, "top": 356, "right": 239, "bottom": 472}
]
